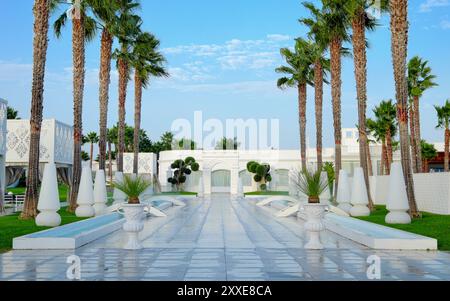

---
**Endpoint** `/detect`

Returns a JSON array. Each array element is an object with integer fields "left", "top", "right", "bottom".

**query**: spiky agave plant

[
  {"left": 291, "top": 169, "right": 328, "bottom": 204},
  {"left": 113, "top": 175, "right": 152, "bottom": 204}
]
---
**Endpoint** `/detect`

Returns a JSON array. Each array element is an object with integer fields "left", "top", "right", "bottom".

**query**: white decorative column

[
  {"left": 113, "top": 171, "right": 127, "bottom": 203},
  {"left": 203, "top": 168, "right": 212, "bottom": 195},
  {"left": 197, "top": 175, "right": 204, "bottom": 197},
  {"left": 386, "top": 162, "right": 411, "bottom": 224},
  {"left": 36, "top": 162, "right": 61, "bottom": 227},
  {"left": 93, "top": 170, "right": 108, "bottom": 216},
  {"left": 336, "top": 170, "right": 352, "bottom": 213},
  {"left": 349, "top": 167, "right": 370, "bottom": 217},
  {"left": 230, "top": 166, "right": 239, "bottom": 195},
  {"left": 76, "top": 165, "right": 95, "bottom": 217}
]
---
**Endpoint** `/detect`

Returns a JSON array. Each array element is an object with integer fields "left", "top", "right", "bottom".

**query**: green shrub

[
  {"left": 247, "top": 161, "right": 272, "bottom": 191},
  {"left": 168, "top": 157, "right": 200, "bottom": 191}
]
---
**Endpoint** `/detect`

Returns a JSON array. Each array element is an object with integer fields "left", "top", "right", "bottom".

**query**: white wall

[
  {"left": 371, "top": 173, "right": 450, "bottom": 215},
  {"left": 123, "top": 153, "right": 157, "bottom": 176},
  {"left": 0, "top": 99, "right": 7, "bottom": 191}
]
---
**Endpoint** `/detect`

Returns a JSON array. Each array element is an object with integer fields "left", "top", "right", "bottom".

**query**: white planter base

[
  {"left": 350, "top": 205, "right": 370, "bottom": 217},
  {"left": 386, "top": 210, "right": 411, "bottom": 224},
  {"left": 337, "top": 203, "right": 352, "bottom": 214},
  {"left": 75, "top": 205, "right": 95, "bottom": 218},
  {"left": 303, "top": 204, "right": 327, "bottom": 250},
  {"left": 121, "top": 204, "right": 147, "bottom": 250},
  {"left": 36, "top": 210, "right": 61, "bottom": 227}
]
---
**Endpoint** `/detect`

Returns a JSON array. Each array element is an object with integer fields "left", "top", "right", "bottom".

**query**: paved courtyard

[{"left": 1, "top": 195, "right": 450, "bottom": 281}]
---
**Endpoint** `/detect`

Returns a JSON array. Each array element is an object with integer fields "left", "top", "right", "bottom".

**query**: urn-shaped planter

[
  {"left": 303, "top": 203, "right": 327, "bottom": 250},
  {"left": 120, "top": 203, "right": 147, "bottom": 250}
]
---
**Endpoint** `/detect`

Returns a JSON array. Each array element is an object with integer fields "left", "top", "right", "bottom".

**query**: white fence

[{"left": 123, "top": 153, "right": 157, "bottom": 176}]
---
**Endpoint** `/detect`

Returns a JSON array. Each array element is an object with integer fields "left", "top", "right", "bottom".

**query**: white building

[{"left": 158, "top": 128, "right": 400, "bottom": 194}]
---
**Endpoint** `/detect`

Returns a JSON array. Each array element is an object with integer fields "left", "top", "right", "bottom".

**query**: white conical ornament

[
  {"left": 75, "top": 165, "right": 95, "bottom": 217},
  {"left": 336, "top": 169, "right": 352, "bottom": 213},
  {"left": 386, "top": 162, "right": 412, "bottom": 224},
  {"left": 113, "top": 171, "right": 127, "bottom": 203},
  {"left": 319, "top": 171, "right": 331, "bottom": 204},
  {"left": 349, "top": 167, "right": 370, "bottom": 217},
  {"left": 93, "top": 170, "right": 108, "bottom": 216},
  {"left": 36, "top": 162, "right": 61, "bottom": 227}
]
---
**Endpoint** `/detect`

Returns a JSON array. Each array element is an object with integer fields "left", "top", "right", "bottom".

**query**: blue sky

[{"left": 1, "top": 0, "right": 449, "bottom": 149}]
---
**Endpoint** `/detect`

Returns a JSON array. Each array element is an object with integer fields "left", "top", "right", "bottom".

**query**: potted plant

[
  {"left": 291, "top": 169, "right": 329, "bottom": 250},
  {"left": 113, "top": 175, "right": 152, "bottom": 250}
]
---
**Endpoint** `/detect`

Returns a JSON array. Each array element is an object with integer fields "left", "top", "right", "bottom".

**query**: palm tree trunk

[
  {"left": 133, "top": 73, "right": 142, "bottom": 175},
  {"left": 386, "top": 127, "right": 393, "bottom": 171},
  {"left": 21, "top": 0, "right": 50, "bottom": 219},
  {"left": 68, "top": 14, "right": 86, "bottom": 213},
  {"left": 390, "top": 0, "right": 420, "bottom": 218},
  {"left": 90, "top": 143, "right": 94, "bottom": 169},
  {"left": 445, "top": 128, "right": 449, "bottom": 172},
  {"left": 384, "top": 141, "right": 391, "bottom": 175},
  {"left": 117, "top": 55, "right": 128, "bottom": 173},
  {"left": 413, "top": 95, "right": 423, "bottom": 172},
  {"left": 409, "top": 106, "right": 418, "bottom": 173},
  {"left": 98, "top": 29, "right": 113, "bottom": 171},
  {"left": 330, "top": 37, "right": 342, "bottom": 194},
  {"left": 381, "top": 140, "right": 386, "bottom": 176},
  {"left": 352, "top": 9, "right": 373, "bottom": 210},
  {"left": 108, "top": 140, "right": 113, "bottom": 183},
  {"left": 366, "top": 142, "right": 374, "bottom": 176},
  {"left": 314, "top": 60, "right": 323, "bottom": 170},
  {"left": 298, "top": 84, "right": 307, "bottom": 171}
]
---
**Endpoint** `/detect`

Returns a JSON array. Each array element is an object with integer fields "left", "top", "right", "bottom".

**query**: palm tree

[
  {"left": 89, "top": 0, "right": 120, "bottom": 172},
  {"left": 113, "top": 0, "right": 142, "bottom": 173},
  {"left": 131, "top": 32, "right": 168, "bottom": 174},
  {"left": 367, "top": 118, "right": 387, "bottom": 175},
  {"left": 7, "top": 106, "right": 19, "bottom": 119},
  {"left": 315, "top": 0, "right": 350, "bottom": 191},
  {"left": 407, "top": 56, "right": 438, "bottom": 173},
  {"left": 390, "top": 0, "right": 420, "bottom": 218},
  {"left": 435, "top": 100, "right": 450, "bottom": 172},
  {"left": 300, "top": 2, "right": 330, "bottom": 170},
  {"left": 106, "top": 128, "right": 115, "bottom": 183},
  {"left": 86, "top": 132, "right": 99, "bottom": 169},
  {"left": 421, "top": 140, "right": 437, "bottom": 173},
  {"left": 369, "top": 100, "right": 398, "bottom": 175},
  {"left": 276, "top": 38, "right": 314, "bottom": 171},
  {"left": 52, "top": 0, "right": 97, "bottom": 212},
  {"left": 21, "top": 0, "right": 51, "bottom": 219}
]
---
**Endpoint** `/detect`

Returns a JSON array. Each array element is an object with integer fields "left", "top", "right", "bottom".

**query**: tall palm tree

[
  {"left": 435, "top": 100, "right": 450, "bottom": 172},
  {"left": 106, "top": 128, "right": 115, "bottom": 183},
  {"left": 300, "top": 2, "right": 330, "bottom": 170},
  {"left": 367, "top": 118, "right": 387, "bottom": 175},
  {"left": 317, "top": 0, "right": 351, "bottom": 192},
  {"left": 407, "top": 56, "right": 438, "bottom": 173},
  {"left": 276, "top": 38, "right": 314, "bottom": 171},
  {"left": 86, "top": 132, "right": 99, "bottom": 169},
  {"left": 345, "top": 0, "right": 389, "bottom": 209},
  {"left": 21, "top": 0, "right": 51, "bottom": 219},
  {"left": 113, "top": 0, "right": 142, "bottom": 173},
  {"left": 89, "top": 0, "right": 120, "bottom": 172},
  {"left": 131, "top": 32, "right": 168, "bottom": 174},
  {"left": 52, "top": 0, "right": 97, "bottom": 212},
  {"left": 421, "top": 140, "right": 437, "bottom": 173},
  {"left": 390, "top": 0, "right": 420, "bottom": 218}
]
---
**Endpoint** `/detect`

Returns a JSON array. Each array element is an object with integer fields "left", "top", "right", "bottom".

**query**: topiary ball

[
  {"left": 249, "top": 162, "right": 260, "bottom": 173},
  {"left": 185, "top": 157, "right": 195, "bottom": 164},
  {"left": 265, "top": 175, "right": 272, "bottom": 182},
  {"left": 179, "top": 176, "right": 187, "bottom": 183},
  {"left": 191, "top": 162, "right": 200, "bottom": 172},
  {"left": 256, "top": 164, "right": 267, "bottom": 176},
  {"left": 254, "top": 174, "right": 262, "bottom": 182},
  {"left": 260, "top": 184, "right": 267, "bottom": 191},
  {"left": 246, "top": 161, "right": 257, "bottom": 171}
]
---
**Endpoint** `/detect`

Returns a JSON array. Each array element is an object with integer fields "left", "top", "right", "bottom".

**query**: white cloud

[
  {"left": 420, "top": 0, "right": 450, "bottom": 12},
  {"left": 441, "top": 19, "right": 450, "bottom": 29},
  {"left": 267, "top": 34, "right": 291, "bottom": 42}
]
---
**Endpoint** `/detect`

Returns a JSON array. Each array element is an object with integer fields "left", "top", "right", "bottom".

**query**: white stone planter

[
  {"left": 303, "top": 203, "right": 327, "bottom": 250},
  {"left": 36, "top": 162, "right": 61, "bottom": 227},
  {"left": 386, "top": 162, "right": 411, "bottom": 224},
  {"left": 93, "top": 170, "right": 108, "bottom": 216},
  {"left": 336, "top": 169, "right": 352, "bottom": 213},
  {"left": 75, "top": 165, "right": 95, "bottom": 217},
  {"left": 119, "top": 203, "right": 147, "bottom": 250},
  {"left": 350, "top": 167, "right": 370, "bottom": 217}
]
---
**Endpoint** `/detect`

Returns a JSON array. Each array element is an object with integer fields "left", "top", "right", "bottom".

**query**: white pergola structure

[
  {"left": 5, "top": 119, "right": 73, "bottom": 187},
  {"left": 123, "top": 153, "right": 157, "bottom": 176},
  {"left": 0, "top": 99, "right": 7, "bottom": 194}
]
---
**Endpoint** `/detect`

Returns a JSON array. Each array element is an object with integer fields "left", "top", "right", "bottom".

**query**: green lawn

[
  {"left": 159, "top": 191, "right": 198, "bottom": 196},
  {"left": 0, "top": 207, "right": 87, "bottom": 253},
  {"left": 244, "top": 191, "right": 289, "bottom": 196},
  {"left": 7, "top": 185, "right": 69, "bottom": 202},
  {"left": 357, "top": 206, "right": 450, "bottom": 251}
]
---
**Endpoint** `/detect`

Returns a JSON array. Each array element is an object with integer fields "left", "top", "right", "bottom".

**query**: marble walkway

[{"left": 1, "top": 195, "right": 450, "bottom": 281}]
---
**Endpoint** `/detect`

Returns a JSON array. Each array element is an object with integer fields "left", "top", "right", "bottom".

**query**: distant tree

[
  {"left": 215, "top": 137, "right": 240, "bottom": 150},
  {"left": 174, "top": 138, "right": 197, "bottom": 150},
  {"left": 420, "top": 140, "right": 437, "bottom": 173},
  {"left": 435, "top": 100, "right": 450, "bottom": 172},
  {"left": 81, "top": 151, "right": 90, "bottom": 162},
  {"left": 7, "top": 106, "right": 19, "bottom": 119},
  {"left": 322, "top": 162, "right": 335, "bottom": 197},
  {"left": 85, "top": 132, "right": 99, "bottom": 168}
]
